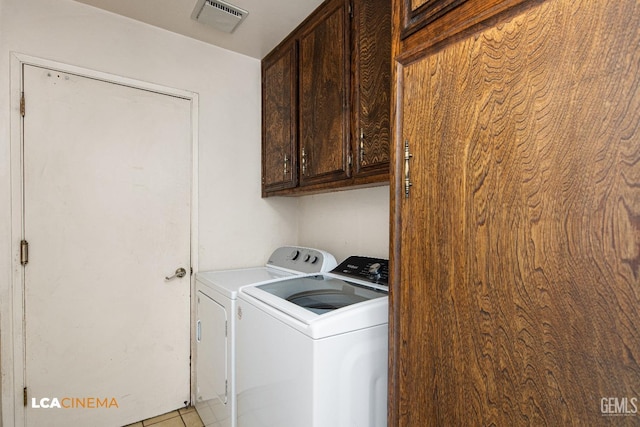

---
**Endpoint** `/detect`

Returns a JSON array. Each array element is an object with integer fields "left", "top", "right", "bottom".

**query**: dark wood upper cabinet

[
  {"left": 262, "top": 39, "right": 298, "bottom": 195},
  {"left": 262, "top": 0, "right": 391, "bottom": 197},
  {"left": 352, "top": 0, "right": 392, "bottom": 178},
  {"left": 298, "top": 0, "right": 350, "bottom": 187}
]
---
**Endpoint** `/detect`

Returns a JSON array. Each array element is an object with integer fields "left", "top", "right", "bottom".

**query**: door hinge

[
  {"left": 225, "top": 380, "right": 228, "bottom": 397},
  {"left": 225, "top": 321, "right": 228, "bottom": 337},
  {"left": 20, "top": 93, "right": 25, "bottom": 117},
  {"left": 348, "top": 153, "right": 352, "bottom": 167},
  {"left": 20, "top": 240, "right": 29, "bottom": 266},
  {"left": 348, "top": 1, "right": 353, "bottom": 18},
  {"left": 190, "top": 267, "right": 193, "bottom": 276},
  {"left": 23, "top": 387, "right": 27, "bottom": 407}
]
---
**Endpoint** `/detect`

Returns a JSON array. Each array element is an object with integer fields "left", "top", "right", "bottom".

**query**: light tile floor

[
  {"left": 195, "top": 397, "right": 231, "bottom": 427},
  {"left": 125, "top": 406, "right": 204, "bottom": 427}
]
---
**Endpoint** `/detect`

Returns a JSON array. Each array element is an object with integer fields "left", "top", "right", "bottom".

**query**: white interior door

[{"left": 22, "top": 64, "right": 192, "bottom": 427}]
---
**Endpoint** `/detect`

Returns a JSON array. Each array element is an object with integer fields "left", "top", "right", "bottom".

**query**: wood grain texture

[
  {"left": 352, "top": 0, "right": 392, "bottom": 177},
  {"left": 390, "top": 0, "right": 640, "bottom": 425},
  {"left": 401, "top": 0, "right": 469, "bottom": 40},
  {"left": 299, "top": 0, "right": 350, "bottom": 186},
  {"left": 262, "top": 40, "right": 297, "bottom": 194},
  {"left": 411, "top": 0, "right": 430, "bottom": 10},
  {"left": 396, "top": 0, "right": 532, "bottom": 60}
]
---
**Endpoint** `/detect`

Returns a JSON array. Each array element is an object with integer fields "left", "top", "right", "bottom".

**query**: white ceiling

[{"left": 72, "top": 0, "right": 324, "bottom": 59}]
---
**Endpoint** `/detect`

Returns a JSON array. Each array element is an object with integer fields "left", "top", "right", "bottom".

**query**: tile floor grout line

[{"left": 128, "top": 406, "right": 204, "bottom": 427}]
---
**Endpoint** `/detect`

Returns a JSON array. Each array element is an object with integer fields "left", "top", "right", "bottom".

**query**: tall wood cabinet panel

[
  {"left": 262, "top": 40, "right": 298, "bottom": 195},
  {"left": 389, "top": 0, "right": 640, "bottom": 425},
  {"left": 298, "top": 0, "right": 350, "bottom": 187},
  {"left": 352, "top": 0, "right": 392, "bottom": 178}
]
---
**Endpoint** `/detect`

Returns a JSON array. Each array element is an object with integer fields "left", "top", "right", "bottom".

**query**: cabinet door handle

[
  {"left": 283, "top": 154, "right": 289, "bottom": 176},
  {"left": 404, "top": 139, "right": 413, "bottom": 198},
  {"left": 359, "top": 129, "right": 365, "bottom": 164},
  {"left": 301, "top": 147, "right": 307, "bottom": 176}
]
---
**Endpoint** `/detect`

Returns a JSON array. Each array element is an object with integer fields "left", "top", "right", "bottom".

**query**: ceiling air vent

[{"left": 191, "top": 0, "right": 249, "bottom": 33}]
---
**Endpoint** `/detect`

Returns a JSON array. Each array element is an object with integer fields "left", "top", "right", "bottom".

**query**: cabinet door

[
  {"left": 352, "top": 0, "right": 391, "bottom": 178},
  {"left": 196, "top": 291, "right": 227, "bottom": 404},
  {"left": 262, "top": 40, "right": 297, "bottom": 195},
  {"left": 298, "top": 0, "right": 350, "bottom": 186},
  {"left": 391, "top": 0, "right": 640, "bottom": 425}
]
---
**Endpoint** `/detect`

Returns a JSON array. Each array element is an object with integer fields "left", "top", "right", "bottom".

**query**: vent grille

[
  {"left": 191, "top": 0, "right": 249, "bottom": 33},
  {"left": 206, "top": 0, "right": 244, "bottom": 18}
]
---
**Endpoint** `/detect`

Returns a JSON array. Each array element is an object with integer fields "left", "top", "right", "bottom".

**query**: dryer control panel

[
  {"left": 331, "top": 256, "right": 389, "bottom": 287},
  {"left": 266, "top": 246, "right": 337, "bottom": 274}
]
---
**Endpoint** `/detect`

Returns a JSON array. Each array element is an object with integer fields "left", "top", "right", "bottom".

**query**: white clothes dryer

[
  {"left": 236, "top": 256, "right": 389, "bottom": 427},
  {"left": 194, "top": 246, "right": 337, "bottom": 427}
]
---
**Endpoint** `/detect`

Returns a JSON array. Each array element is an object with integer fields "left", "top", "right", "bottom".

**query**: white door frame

[{"left": 3, "top": 52, "right": 200, "bottom": 427}]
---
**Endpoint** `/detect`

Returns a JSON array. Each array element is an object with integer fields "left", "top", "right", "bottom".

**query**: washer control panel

[{"left": 330, "top": 256, "right": 389, "bottom": 286}]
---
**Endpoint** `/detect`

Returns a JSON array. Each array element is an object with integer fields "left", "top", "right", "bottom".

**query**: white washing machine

[
  {"left": 194, "top": 246, "right": 337, "bottom": 427},
  {"left": 236, "top": 256, "right": 389, "bottom": 427}
]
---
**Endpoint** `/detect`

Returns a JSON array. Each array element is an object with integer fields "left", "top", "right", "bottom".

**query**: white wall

[{"left": 297, "top": 186, "right": 390, "bottom": 263}]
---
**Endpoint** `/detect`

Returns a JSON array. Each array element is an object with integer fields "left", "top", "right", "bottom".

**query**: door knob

[{"left": 165, "top": 267, "right": 187, "bottom": 281}]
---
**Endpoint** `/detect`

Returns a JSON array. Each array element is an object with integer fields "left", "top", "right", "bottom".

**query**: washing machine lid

[
  {"left": 241, "top": 274, "right": 388, "bottom": 338},
  {"left": 256, "top": 275, "right": 387, "bottom": 315}
]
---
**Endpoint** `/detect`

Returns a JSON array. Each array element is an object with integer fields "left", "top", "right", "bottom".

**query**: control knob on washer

[{"left": 368, "top": 263, "right": 382, "bottom": 280}]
